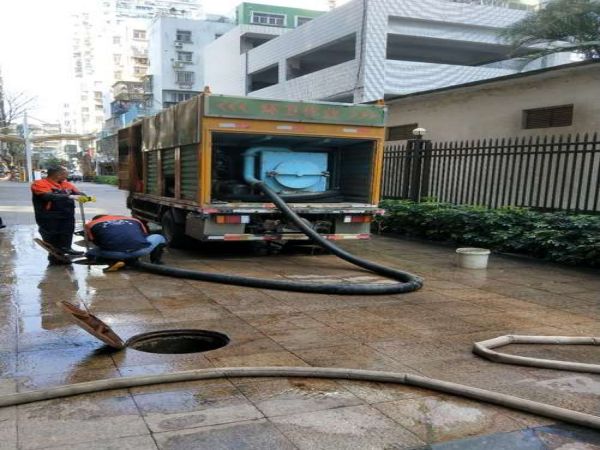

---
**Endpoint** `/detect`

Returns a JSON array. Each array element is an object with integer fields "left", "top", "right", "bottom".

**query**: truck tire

[{"left": 161, "top": 211, "right": 187, "bottom": 248}]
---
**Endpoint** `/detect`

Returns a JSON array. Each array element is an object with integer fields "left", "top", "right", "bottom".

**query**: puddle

[{"left": 535, "top": 376, "right": 600, "bottom": 395}]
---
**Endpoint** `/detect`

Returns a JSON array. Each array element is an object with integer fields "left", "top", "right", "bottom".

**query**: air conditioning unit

[
  {"left": 174, "top": 41, "right": 183, "bottom": 48},
  {"left": 172, "top": 61, "right": 184, "bottom": 68}
]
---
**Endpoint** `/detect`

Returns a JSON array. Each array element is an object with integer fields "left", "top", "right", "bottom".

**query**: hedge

[
  {"left": 94, "top": 175, "right": 118, "bottom": 185},
  {"left": 377, "top": 200, "right": 600, "bottom": 267}
]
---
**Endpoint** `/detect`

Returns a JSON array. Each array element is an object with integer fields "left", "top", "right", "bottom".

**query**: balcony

[
  {"left": 173, "top": 40, "right": 192, "bottom": 48},
  {"left": 105, "top": 103, "right": 158, "bottom": 132},
  {"left": 131, "top": 46, "right": 148, "bottom": 58},
  {"left": 142, "top": 75, "right": 153, "bottom": 95},
  {"left": 448, "top": 0, "right": 539, "bottom": 10},
  {"left": 112, "top": 81, "right": 144, "bottom": 101}
]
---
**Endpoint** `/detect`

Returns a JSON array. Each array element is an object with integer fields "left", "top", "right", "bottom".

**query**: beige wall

[{"left": 386, "top": 65, "right": 600, "bottom": 142}]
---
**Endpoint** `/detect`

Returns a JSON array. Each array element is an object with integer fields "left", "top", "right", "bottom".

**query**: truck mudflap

[{"left": 205, "top": 233, "right": 371, "bottom": 241}]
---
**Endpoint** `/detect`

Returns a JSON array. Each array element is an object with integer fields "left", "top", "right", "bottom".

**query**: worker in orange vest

[
  {"left": 31, "top": 166, "right": 86, "bottom": 264},
  {"left": 84, "top": 215, "right": 166, "bottom": 268}
]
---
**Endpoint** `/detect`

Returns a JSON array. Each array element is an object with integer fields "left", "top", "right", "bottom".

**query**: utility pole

[
  {"left": 23, "top": 112, "right": 33, "bottom": 182},
  {"left": 0, "top": 67, "right": 7, "bottom": 166}
]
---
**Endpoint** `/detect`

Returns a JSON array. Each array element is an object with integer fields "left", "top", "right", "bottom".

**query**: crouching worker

[{"left": 84, "top": 215, "right": 166, "bottom": 271}]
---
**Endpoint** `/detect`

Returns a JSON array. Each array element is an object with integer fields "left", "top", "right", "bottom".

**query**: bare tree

[
  {"left": 0, "top": 91, "right": 37, "bottom": 127},
  {"left": 0, "top": 75, "right": 37, "bottom": 170},
  {"left": 0, "top": 67, "right": 37, "bottom": 127}
]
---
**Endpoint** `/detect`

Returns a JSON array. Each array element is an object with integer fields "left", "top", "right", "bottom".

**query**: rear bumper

[
  {"left": 206, "top": 233, "right": 371, "bottom": 242},
  {"left": 199, "top": 203, "right": 384, "bottom": 215}
]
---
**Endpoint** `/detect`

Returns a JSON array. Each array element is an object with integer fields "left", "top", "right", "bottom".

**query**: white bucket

[{"left": 456, "top": 248, "right": 491, "bottom": 269}]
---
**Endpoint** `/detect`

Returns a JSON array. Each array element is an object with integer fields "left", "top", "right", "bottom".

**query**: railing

[
  {"left": 382, "top": 133, "right": 600, "bottom": 213},
  {"left": 131, "top": 46, "right": 148, "bottom": 58},
  {"left": 448, "top": 0, "right": 539, "bottom": 10}
]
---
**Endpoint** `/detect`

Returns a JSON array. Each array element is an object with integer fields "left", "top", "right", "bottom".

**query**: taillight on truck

[
  {"left": 215, "top": 215, "right": 250, "bottom": 224},
  {"left": 343, "top": 215, "right": 372, "bottom": 223}
]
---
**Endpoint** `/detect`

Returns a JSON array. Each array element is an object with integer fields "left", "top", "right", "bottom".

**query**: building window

[
  {"left": 176, "top": 71, "right": 194, "bottom": 85},
  {"left": 177, "top": 51, "right": 193, "bottom": 63},
  {"left": 113, "top": 54, "right": 121, "bottom": 64},
  {"left": 113, "top": 36, "right": 121, "bottom": 45},
  {"left": 295, "top": 16, "right": 312, "bottom": 26},
  {"left": 133, "top": 57, "right": 148, "bottom": 65},
  {"left": 114, "top": 71, "right": 122, "bottom": 80},
  {"left": 162, "top": 91, "right": 197, "bottom": 108},
  {"left": 251, "top": 12, "right": 285, "bottom": 26},
  {"left": 387, "top": 123, "right": 419, "bottom": 141},
  {"left": 133, "top": 29, "right": 146, "bottom": 40},
  {"left": 166, "top": 91, "right": 195, "bottom": 102},
  {"left": 176, "top": 30, "right": 192, "bottom": 42},
  {"left": 134, "top": 66, "right": 146, "bottom": 75},
  {"left": 523, "top": 105, "right": 573, "bottom": 129}
]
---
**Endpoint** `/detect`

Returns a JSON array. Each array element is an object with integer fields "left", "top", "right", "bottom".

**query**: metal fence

[{"left": 382, "top": 133, "right": 600, "bottom": 213}]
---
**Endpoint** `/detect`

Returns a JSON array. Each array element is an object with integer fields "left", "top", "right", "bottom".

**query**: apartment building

[
  {"left": 204, "top": 0, "right": 569, "bottom": 103},
  {"left": 204, "top": 2, "right": 326, "bottom": 95},
  {"left": 147, "top": 16, "right": 235, "bottom": 110},
  {"left": 66, "top": 0, "right": 203, "bottom": 134}
]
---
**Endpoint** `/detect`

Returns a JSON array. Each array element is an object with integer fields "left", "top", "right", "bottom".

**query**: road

[{"left": 0, "top": 181, "right": 129, "bottom": 226}]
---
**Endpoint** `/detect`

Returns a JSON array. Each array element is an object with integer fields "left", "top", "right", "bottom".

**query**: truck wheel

[{"left": 161, "top": 211, "right": 187, "bottom": 248}]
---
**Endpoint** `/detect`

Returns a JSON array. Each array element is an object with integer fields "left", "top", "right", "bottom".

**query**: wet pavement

[{"left": 1, "top": 182, "right": 600, "bottom": 449}]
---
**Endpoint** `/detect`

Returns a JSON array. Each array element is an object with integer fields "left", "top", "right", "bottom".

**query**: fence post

[
  {"left": 406, "top": 134, "right": 432, "bottom": 202},
  {"left": 420, "top": 140, "right": 432, "bottom": 200},
  {"left": 401, "top": 142, "right": 413, "bottom": 199}
]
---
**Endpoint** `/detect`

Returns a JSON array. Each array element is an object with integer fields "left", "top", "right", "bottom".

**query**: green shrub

[
  {"left": 377, "top": 200, "right": 600, "bottom": 267},
  {"left": 94, "top": 175, "right": 118, "bottom": 186}
]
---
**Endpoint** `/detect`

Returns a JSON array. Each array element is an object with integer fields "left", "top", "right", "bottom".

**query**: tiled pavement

[{"left": 0, "top": 224, "right": 599, "bottom": 449}]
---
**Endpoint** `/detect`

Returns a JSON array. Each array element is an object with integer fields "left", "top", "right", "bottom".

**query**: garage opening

[
  {"left": 286, "top": 33, "right": 356, "bottom": 80},
  {"left": 248, "top": 64, "right": 279, "bottom": 93}
]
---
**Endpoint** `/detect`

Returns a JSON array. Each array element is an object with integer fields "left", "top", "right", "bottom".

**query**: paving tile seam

[
  {"left": 150, "top": 417, "right": 302, "bottom": 449},
  {"left": 255, "top": 415, "right": 316, "bottom": 450},
  {"left": 18, "top": 431, "right": 154, "bottom": 450},
  {"left": 126, "top": 382, "right": 160, "bottom": 439}
]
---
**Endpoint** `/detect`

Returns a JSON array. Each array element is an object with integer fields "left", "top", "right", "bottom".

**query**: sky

[{"left": 0, "top": 0, "right": 349, "bottom": 125}]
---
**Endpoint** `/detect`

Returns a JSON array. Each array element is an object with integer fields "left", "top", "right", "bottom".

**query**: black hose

[{"left": 137, "top": 182, "right": 423, "bottom": 295}]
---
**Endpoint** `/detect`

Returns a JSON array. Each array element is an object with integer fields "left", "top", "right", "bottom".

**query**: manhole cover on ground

[{"left": 59, "top": 302, "right": 230, "bottom": 354}]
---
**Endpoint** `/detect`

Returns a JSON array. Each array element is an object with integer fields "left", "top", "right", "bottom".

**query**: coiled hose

[{"left": 137, "top": 181, "right": 423, "bottom": 295}]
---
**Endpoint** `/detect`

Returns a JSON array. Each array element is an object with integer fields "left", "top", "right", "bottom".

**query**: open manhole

[
  {"left": 127, "top": 329, "right": 229, "bottom": 354},
  {"left": 59, "top": 301, "right": 229, "bottom": 354}
]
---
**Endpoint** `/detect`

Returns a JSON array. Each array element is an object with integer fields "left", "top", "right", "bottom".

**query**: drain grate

[{"left": 126, "top": 329, "right": 230, "bottom": 354}]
